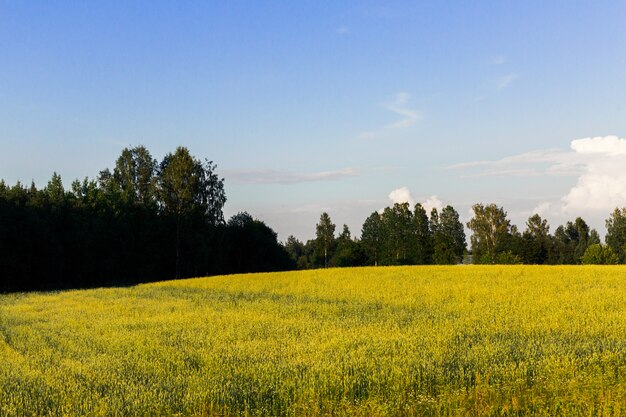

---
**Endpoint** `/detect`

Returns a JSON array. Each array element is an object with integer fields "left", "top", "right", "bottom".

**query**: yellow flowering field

[{"left": 1, "top": 266, "right": 625, "bottom": 416}]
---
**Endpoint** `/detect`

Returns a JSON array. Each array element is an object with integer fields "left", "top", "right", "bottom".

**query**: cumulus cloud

[
  {"left": 423, "top": 195, "right": 444, "bottom": 213},
  {"left": 561, "top": 136, "right": 626, "bottom": 213},
  {"left": 359, "top": 92, "right": 421, "bottom": 139},
  {"left": 453, "top": 135, "right": 626, "bottom": 219},
  {"left": 223, "top": 167, "right": 358, "bottom": 184},
  {"left": 570, "top": 135, "right": 626, "bottom": 156},
  {"left": 531, "top": 201, "right": 554, "bottom": 217},
  {"left": 388, "top": 186, "right": 415, "bottom": 206},
  {"left": 387, "top": 188, "right": 445, "bottom": 214}
]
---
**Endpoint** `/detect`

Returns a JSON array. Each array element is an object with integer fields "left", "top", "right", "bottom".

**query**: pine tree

[{"left": 314, "top": 212, "right": 336, "bottom": 268}]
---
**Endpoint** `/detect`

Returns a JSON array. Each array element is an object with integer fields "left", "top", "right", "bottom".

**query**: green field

[{"left": 1, "top": 266, "right": 625, "bottom": 416}]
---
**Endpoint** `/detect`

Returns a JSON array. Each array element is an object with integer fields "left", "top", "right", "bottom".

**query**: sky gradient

[{"left": 2, "top": 1, "right": 626, "bottom": 240}]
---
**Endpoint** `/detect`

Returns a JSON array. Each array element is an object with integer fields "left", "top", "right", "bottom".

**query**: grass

[{"left": 1, "top": 265, "right": 625, "bottom": 416}]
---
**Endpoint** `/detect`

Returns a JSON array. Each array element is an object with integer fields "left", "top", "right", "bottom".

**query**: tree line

[
  {"left": 5, "top": 146, "right": 626, "bottom": 294},
  {"left": 285, "top": 203, "right": 626, "bottom": 268},
  {"left": 0, "top": 146, "right": 293, "bottom": 292}
]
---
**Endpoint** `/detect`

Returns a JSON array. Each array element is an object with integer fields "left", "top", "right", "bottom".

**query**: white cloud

[
  {"left": 387, "top": 188, "right": 445, "bottom": 214},
  {"left": 336, "top": 26, "right": 350, "bottom": 34},
  {"left": 561, "top": 136, "right": 626, "bottom": 213},
  {"left": 496, "top": 73, "right": 519, "bottom": 90},
  {"left": 359, "top": 92, "right": 421, "bottom": 139},
  {"left": 531, "top": 201, "right": 554, "bottom": 217},
  {"left": 423, "top": 195, "right": 444, "bottom": 213},
  {"left": 453, "top": 135, "right": 626, "bottom": 221},
  {"left": 388, "top": 186, "right": 415, "bottom": 206},
  {"left": 570, "top": 135, "right": 626, "bottom": 156},
  {"left": 223, "top": 167, "right": 358, "bottom": 184}
]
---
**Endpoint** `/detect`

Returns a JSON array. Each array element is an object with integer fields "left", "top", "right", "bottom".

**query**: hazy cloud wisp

[
  {"left": 452, "top": 135, "right": 626, "bottom": 219},
  {"left": 359, "top": 92, "right": 421, "bottom": 139},
  {"left": 224, "top": 167, "right": 359, "bottom": 185},
  {"left": 496, "top": 73, "right": 519, "bottom": 90}
]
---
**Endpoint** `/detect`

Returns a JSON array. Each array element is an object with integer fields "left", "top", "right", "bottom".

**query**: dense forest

[
  {"left": 0, "top": 146, "right": 293, "bottom": 292},
  {"left": 3, "top": 145, "right": 626, "bottom": 293},
  {"left": 286, "top": 204, "right": 626, "bottom": 269}
]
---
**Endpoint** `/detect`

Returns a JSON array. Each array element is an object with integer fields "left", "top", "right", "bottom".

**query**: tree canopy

[
  {"left": 0, "top": 146, "right": 291, "bottom": 292},
  {"left": 467, "top": 204, "right": 512, "bottom": 264},
  {"left": 605, "top": 207, "right": 626, "bottom": 262},
  {"left": 314, "top": 212, "right": 336, "bottom": 268},
  {"left": 5, "top": 146, "right": 626, "bottom": 294}
]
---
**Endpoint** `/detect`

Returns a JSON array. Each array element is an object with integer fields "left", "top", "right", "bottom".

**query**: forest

[
  {"left": 0, "top": 146, "right": 293, "bottom": 292},
  {"left": 3, "top": 145, "right": 626, "bottom": 293},
  {"left": 285, "top": 204, "right": 626, "bottom": 269}
]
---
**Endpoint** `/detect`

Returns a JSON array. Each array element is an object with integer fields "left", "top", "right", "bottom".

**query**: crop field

[{"left": 0, "top": 266, "right": 625, "bottom": 416}]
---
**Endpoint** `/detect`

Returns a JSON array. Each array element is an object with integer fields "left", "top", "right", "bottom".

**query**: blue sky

[{"left": 2, "top": 1, "right": 626, "bottom": 240}]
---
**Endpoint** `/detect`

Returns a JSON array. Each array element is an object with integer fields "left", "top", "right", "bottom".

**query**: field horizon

[{"left": 1, "top": 265, "right": 625, "bottom": 416}]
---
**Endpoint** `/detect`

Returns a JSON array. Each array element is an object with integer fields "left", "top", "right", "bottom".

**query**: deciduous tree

[
  {"left": 113, "top": 146, "right": 157, "bottom": 206},
  {"left": 605, "top": 207, "right": 626, "bottom": 262},
  {"left": 467, "top": 203, "right": 512, "bottom": 264},
  {"left": 157, "top": 147, "right": 226, "bottom": 278},
  {"left": 581, "top": 244, "right": 619, "bottom": 265}
]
